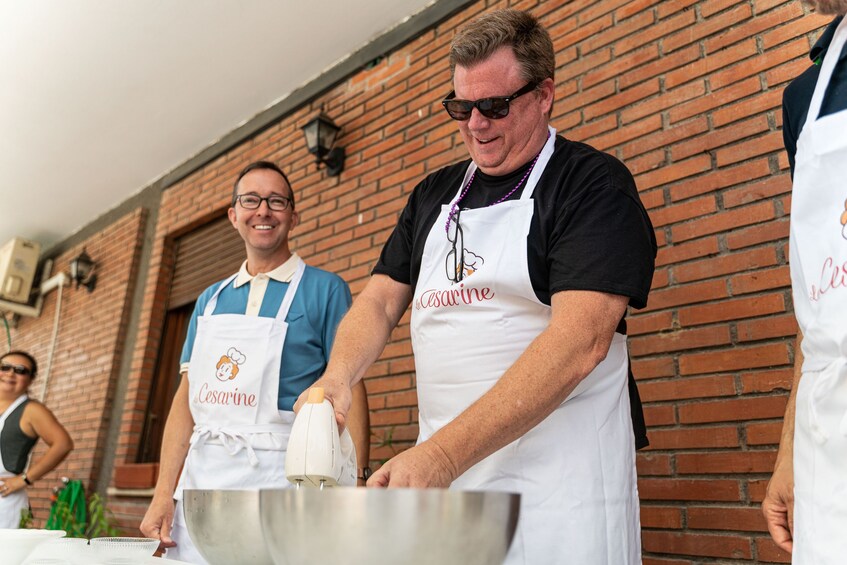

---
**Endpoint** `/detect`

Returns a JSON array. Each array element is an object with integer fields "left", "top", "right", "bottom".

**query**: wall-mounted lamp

[
  {"left": 301, "top": 113, "right": 345, "bottom": 176},
  {"left": 69, "top": 249, "right": 97, "bottom": 292}
]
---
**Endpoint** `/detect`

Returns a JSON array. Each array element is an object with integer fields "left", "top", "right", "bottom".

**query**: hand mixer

[{"left": 285, "top": 387, "right": 357, "bottom": 489}]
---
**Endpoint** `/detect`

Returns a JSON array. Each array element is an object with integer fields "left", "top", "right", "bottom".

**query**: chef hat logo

[
  {"left": 215, "top": 347, "right": 246, "bottom": 381},
  {"left": 841, "top": 198, "right": 847, "bottom": 240},
  {"left": 462, "top": 250, "right": 484, "bottom": 277}
]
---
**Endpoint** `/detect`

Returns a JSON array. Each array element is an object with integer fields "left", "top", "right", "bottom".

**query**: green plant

[
  {"left": 48, "top": 491, "right": 122, "bottom": 538},
  {"left": 19, "top": 507, "right": 33, "bottom": 529}
]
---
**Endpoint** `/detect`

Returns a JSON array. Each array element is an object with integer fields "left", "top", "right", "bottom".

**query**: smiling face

[
  {"left": 0, "top": 354, "right": 34, "bottom": 397},
  {"left": 453, "top": 46, "right": 554, "bottom": 176},
  {"left": 228, "top": 168, "right": 299, "bottom": 273}
]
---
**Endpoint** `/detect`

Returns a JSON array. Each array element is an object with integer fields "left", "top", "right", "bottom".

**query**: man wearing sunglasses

[
  {"left": 297, "top": 9, "right": 655, "bottom": 564},
  {"left": 141, "top": 161, "right": 370, "bottom": 563}
]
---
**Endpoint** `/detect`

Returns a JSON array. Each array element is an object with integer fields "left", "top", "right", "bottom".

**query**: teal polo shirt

[{"left": 180, "top": 259, "right": 351, "bottom": 411}]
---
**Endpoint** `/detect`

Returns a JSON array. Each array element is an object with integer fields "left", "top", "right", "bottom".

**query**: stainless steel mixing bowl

[
  {"left": 182, "top": 489, "right": 275, "bottom": 565},
  {"left": 259, "top": 488, "right": 520, "bottom": 565}
]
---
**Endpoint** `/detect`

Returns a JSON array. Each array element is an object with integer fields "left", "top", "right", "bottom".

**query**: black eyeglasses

[
  {"left": 234, "top": 194, "right": 294, "bottom": 211},
  {"left": 445, "top": 207, "right": 465, "bottom": 284},
  {"left": 0, "top": 363, "right": 32, "bottom": 377},
  {"left": 441, "top": 82, "right": 538, "bottom": 121}
]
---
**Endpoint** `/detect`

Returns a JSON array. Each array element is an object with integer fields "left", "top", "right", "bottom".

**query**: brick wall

[
  {"left": 8, "top": 209, "right": 146, "bottom": 525},
  {"left": 17, "top": 0, "right": 824, "bottom": 561}
]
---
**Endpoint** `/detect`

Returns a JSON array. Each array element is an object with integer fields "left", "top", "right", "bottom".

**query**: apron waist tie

[
  {"left": 806, "top": 357, "right": 847, "bottom": 444},
  {"left": 190, "top": 424, "right": 290, "bottom": 467}
]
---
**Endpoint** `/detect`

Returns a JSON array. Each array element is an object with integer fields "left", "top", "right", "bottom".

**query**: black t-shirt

[
  {"left": 783, "top": 16, "right": 847, "bottom": 176},
  {"left": 374, "top": 135, "right": 657, "bottom": 448}
]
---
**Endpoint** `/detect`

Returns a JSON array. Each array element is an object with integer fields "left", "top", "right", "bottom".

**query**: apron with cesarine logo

[
  {"left": 411, "top": 127, "right": 641, "bottom": 564},
  {"left": 168, "top": 261, "right": 305, "bottom": 563},
  {"left": 788, "top": 16, "right": 847, "bottom": 565}
]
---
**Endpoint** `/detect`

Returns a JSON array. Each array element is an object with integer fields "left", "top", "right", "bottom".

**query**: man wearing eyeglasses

[
  {"left": 762, "top": 2, "right": 847, "bottom": 563},
  {"left": 141, "top": 161, "right": 370, "bottom": 563},
  {"left": 297, "top": 9, "right": 656, "bottom": 564}
]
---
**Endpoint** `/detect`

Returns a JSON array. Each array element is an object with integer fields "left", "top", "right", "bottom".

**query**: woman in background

[{"left": 0, "top": 350, "right": 73, "bottom": 528}]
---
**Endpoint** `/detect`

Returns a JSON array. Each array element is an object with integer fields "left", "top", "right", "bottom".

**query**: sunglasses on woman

[
  {"left": 0, "top": 363, "right": 32, "bottom": 376},
  {"left": 441, "top": 82, "right": 538, "bottom": 121}
]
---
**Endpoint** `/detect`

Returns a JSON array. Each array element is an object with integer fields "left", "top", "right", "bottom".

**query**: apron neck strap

[
  {"left": 275, "top": 259, "right": 306, "bottom": 322},
  {"left": 202, "top": 258, "right": 305, "bottom": 322},
  {"left": 520, "top": 126, "right": 557, "bottom": 201},
  {"left": 204, "top": 273, "right": 239, "bottom": 316}
]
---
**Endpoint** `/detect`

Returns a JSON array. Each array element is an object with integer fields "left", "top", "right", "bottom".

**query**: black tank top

[{"left": 1, "top": 399, "right": 38, "bottom": 474}]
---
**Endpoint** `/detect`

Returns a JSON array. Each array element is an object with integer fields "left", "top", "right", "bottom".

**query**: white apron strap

[
  {"left": 274, "top": 259, "right": 306, "bottom": 323},
  {"left": 190, "top": 422, "right": 292, "bottom": 467},
  {"left": 520, "top": 126, "right": 557, "bottom": 200},
  {"left": 203, "top": 273, "right": 239, "bottom": 316}
]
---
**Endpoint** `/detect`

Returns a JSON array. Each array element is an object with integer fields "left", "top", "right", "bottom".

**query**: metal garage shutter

[{"left": 169, "top": 214, "right": 244, "bottom": 308}]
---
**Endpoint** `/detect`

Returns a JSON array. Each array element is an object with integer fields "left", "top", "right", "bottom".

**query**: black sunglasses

[
  {"left": 445, "top": 207, "right": 465, "bottom": 284},
  {"left": 441, "top": 82, "right": 538, "bottom": 121},
  {"left": 0, "top": 363, "right": 32, "bottom": 377}
]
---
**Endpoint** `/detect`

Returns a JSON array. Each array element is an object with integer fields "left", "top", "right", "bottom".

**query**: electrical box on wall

[{"left": 0, "top": 237, "right": 41, "bottom": 304}]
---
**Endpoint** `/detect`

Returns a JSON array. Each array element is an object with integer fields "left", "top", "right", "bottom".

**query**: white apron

[
  {"left": 789, "top": 16, "right": 847, "bottom": 565},
  {"left": 0, "top": 394, "right": 30, "bottom": 529},
  {"left": 168, "top": 262, "right": 304, "bottom": 563},
  {"left": 411, "top": 127, "right": 641, "bottom": 565}
]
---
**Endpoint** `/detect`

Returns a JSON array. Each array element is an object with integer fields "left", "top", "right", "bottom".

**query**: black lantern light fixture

[
  {"left": 301, "top": 112, "right": 345, "bottom": 176},
  {"left": 69, "top": 248, "right": 97, "bottom": 292}
]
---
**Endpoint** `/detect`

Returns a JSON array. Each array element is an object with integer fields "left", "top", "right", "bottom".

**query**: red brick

[
  {"left": 679, "top": 395, "right": 789, "bottom": 424},
  {"left": 638, "top": 478, "right": 742, "bottom": 501},
  {"left": 677, "top": 293, "right": 786, "bottom": 327},
  {"left": 679, "top": 342, "right": 790, "bottom": 375},
  {"left": 674, "top": 246, "right": 778, "bottom": 284},
  {"left": 637, "top": 374, "right": 736, "bottom": 402},
  {"left": 746, "top": 422, "right": 784, "bottom": 446},
  {"left": 636, "top": 154, "right": 712, "bottom": 192},
  {"left": 677, "top": 451, "right": 778, "bottom": 474},
  {"left": 647, "top": 426, "right": 740, "bottom": 450},
  {"left": 637, "top": 453, "right": 673, "bottom": 476},
  {"left": 737, "top": 314, "right": 798, "bottom": 342},
  {"left": 632, "top": 357, "right": 677, "bottom": 379},
  {"left": 729, "top": 265, "right": 791, "bottom": 295},
  {"left": 641, "top": 505, "right": 684, "bottom": 528},
  {"left": 643, "top": 405, "right": 677, "bottom": 426},
  {"left": 756, "top": 536, "right": 792, "bottom": 563},
  {"left": 687, "top": 506, "right": 769, "bottom": 531},
  {"left": 672, "top": 201, "right": 777, "bottom": 242},
  {"left": 726, "top": 219, "right": 790, "bottom": 250},
  {"left": 740, "top": 368, "right": 794, "bottom": 394},
  {"left": 669, "top": 159, "right": 771, "bottom": 202},
  {"left": 642, "top": 279, "right": 728, "bottom": 313},
  {"left": 642, "top": 531, "right": 752, "bottom": 559},
  {"left": 628, "top": 310, "right": 674, "bottom": 336},
  {"left": 656, "top": 236, "right": 720, "bottom": 267},
  {"left": 715, "top": 131, "right": 786, "bottom": 167}
]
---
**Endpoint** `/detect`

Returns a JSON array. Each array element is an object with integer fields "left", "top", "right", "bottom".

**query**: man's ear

[
  {"left": 538, "top": 78, "right": 555, "bottom": 115},
  {"left": 228, "top": 206, "right": 238, "bottom": 229},
  {"left": 290, "top": 210, "right": 300, "bottom": 230}
]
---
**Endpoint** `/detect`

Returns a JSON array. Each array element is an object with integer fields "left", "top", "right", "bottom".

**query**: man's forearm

[
  {"left": 323, "top": 275, "right": 411, "bottom": 387},
  {"left": 429, "top": 291, "right": 628, "bottom": 479},
  {"left": 776, "top": 331, "right": 804, "bottom": 468},
  {"left": 153, "top": 375, "right": 194, "bottom": 498}
]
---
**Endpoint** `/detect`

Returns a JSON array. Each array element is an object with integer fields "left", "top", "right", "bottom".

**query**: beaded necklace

[{"left": 444, "top": 131, "right": 550, "bottom": 235}]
